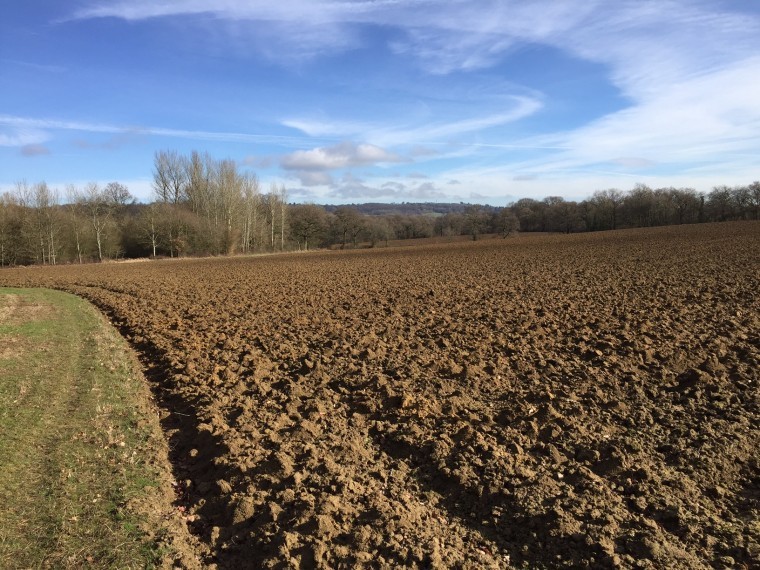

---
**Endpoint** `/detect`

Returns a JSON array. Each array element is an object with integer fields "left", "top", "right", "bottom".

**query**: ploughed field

[{"left": 2, "top": 222, "right": 758, "bottom": 569}]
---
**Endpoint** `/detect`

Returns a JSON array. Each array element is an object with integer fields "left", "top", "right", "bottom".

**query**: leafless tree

[
  {"left": 495, "top": 208, "right": 520, "bottom": 237},
  {"left": 333, "top": 206, "right": 364, "bottom": 248},
  {"left": 266, "top": 185, "right": 279, "bottom": 250},
  {"left": 278, "top": 184, "right": 288, "bottom": 251},
  {"left": 65, "top": 185, "right": 90, "bottom": 263},
  {"left": 240, "top": 173, "right": 260, "bottom": 253},
  {"left": 706, "top": 185, "right": 735, "bottom": 222},
  {"left": 29, "top": 182, "right": 61, "bottom": 264},
  {"left": 137, "top": 202, "right": 164, "bottom": 257},
  {"left": 153, "top": 150, "right": 188, "bottom": 205},
  {"left": 591, "top": 189, "right": 625, "bottom": 230},
  {"left": 749, "top": 181, "right": 760, "bottom": 220},
  {"left": 81, "top": 182, "right": 113, "bottom": 262},
  {"left": 213, "top": 159, "right": 244, "bottom": 254},
  {"left": 464, "top": 205, "right": 489, "bottom": 240},
  {"left": 104, "top": 181, "right": 134, "bottom": 207},
  {"left": 365, "top": 216, "right": 393, "bottom": 247},
  {"left": 289, "top": 204, "right": 327, "bottom": 250},
  {"left": 667, "top": 187, "right": 701, "bottom": 225},
  {"left": 0, "top": 192, "right": 23, "bottom": 266}
]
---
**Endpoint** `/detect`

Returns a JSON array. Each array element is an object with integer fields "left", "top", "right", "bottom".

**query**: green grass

[{"left": 0, "top": 288, "right": 179, "bottom": 569}]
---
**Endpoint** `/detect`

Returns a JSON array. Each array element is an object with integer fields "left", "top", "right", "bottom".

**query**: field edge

[{"left": 0, "top": 287, "right": 201, "bottom": 569}]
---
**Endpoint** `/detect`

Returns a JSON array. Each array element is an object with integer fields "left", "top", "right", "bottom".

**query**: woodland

[{"left": 1, "top": 149, "right": 758, "bottom": 266}]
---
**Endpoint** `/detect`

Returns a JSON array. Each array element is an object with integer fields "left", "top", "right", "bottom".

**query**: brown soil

[{"left": 1, "top": 222, "right": 758, "bottom": 569}]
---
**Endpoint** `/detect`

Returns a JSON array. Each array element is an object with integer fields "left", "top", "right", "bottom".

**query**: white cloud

[
  {"left": 293, "top": 171, "right": 335, "bottom": 187},
  {"left": 504, "top": 55, "right": 760, "bottom": 177},
  {"left": 281, "top": 141, "right": 403, "bottom": 171},
  {"left": 407, "top": 181, "right": 447, "bottom": 200}
]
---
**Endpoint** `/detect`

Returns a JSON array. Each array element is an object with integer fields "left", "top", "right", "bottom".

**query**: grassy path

[{"left": 0, "top": 288, "right": 196, "bottom": 569}]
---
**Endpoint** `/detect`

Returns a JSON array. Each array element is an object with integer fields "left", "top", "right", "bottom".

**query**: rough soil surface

[{"left": 1, "top": 222, "right": 758, "bottom": 569}]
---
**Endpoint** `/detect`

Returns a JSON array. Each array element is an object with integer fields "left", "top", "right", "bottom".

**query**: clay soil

[{"left": 1, "top": 221, "right": 758, "bottom": 569}]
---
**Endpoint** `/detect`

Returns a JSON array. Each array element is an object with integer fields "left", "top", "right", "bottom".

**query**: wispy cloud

[
  {"left": 0, "top": 115, "right": 321, "bottom": 147},
  {"left": 283, "top": 94, "right": 544, "bottom": 154},
  {"left": 372, "top": 96, "right": 542, "bottom": 147},
  {"left": 2, "top": 59, "right": 67, "bottom": 73},
  {"left": 47, "top": 1, "right": 760, "bottom": 202},
  {"left": 63, "top": 1, "right": 760, "bottom": 98},
  {"left": 502, "top": 55, "right": 760, "bottom": 177},
  {"left": 61, "top": 1, "right": 596, "bottom": 73},
  {"left": 0, "top": 127, "right": 48, "bottom": 147}
]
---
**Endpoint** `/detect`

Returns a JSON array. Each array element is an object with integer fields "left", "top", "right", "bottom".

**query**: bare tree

[
  {"left": 137, "top": 203, "right": 164, "bottom": 257},
  {"left": 624, "top": 184, "right": 656, "bottom": 227},
  {"left": 749, "top": 181, "right": 760, "bottom": 220},
  {"left": 333, "top": 206, "right": 364, "bottom": 248},
  {"left": 591, "top": 189, "right": 625, "bottom": 230},
  {"left": 65, "top": 185, "right": 90, "bottom": 263},
  {"left": 153, "top": 150, "right": 188, "bottom": 205},
  {"left": 104, "top": 181, "right": 134, "bottom": 207},
  {"left": 184, "top": 151, "right": 214, "bottom": 216},
  {"left": 667, "top": 187, "right": 701, "bottom": 225},
  {"left": 464, "top": 205, "right": 489, "bottom": 240},
  {"left": 706, "top": 185, "right": 735, "bottom": 222},
  {"left": 82, "top": 183, "right": 112, "bottom": 262},
  {"left": 0, "top": 192, "right": 23, "bottom": 266},
  {"left": 278, "top": 184, "right": 288, "bottom": 251},
  {"left": 731, "top": 185, "right": 752, "bottom": 220},
  {"left": 495, "top": 208, "right": 520, "bottom": 237},
  {"left": 289, "top": 204, "right": 327, "bottom": 250},
  {"left": 365, "top": 216, "right": 393, "bottom": 247},
  {"left": 266, "top": 185, "right": 279, "bottom": 250},
  {"left": 218, "top": 159, "right": 245, "bottom": 253},
  {"left": 434, "top": 212, "right": 464, "bottom": 238},
  {"left": 240, "top": 173, "right": 260, "bottom": 253},
  {"left": 30, "top": 182, "right": 61, "bottom": 264}
]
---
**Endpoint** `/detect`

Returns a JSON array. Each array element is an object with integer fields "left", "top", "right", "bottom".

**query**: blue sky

[{"left": 1, "top": 0, "right": 759, "bottom": 205}]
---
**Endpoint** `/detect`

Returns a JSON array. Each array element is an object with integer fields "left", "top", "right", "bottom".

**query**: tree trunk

[{"left": 96, "top": 230, "right": 103, "bottom": 262}]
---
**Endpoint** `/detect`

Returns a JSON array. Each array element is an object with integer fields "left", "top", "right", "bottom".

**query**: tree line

[{"left": 1, "top": 150, "right": 758, "bottom": 266}]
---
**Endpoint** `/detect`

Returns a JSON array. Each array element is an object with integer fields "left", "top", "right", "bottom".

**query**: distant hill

[{"left": 321, "top": 202, "right": 500, "bottom": 217}]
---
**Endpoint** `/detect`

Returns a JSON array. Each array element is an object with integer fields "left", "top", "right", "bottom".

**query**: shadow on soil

[{"left": 85, "top": 300, "right": 242, "bottom": 566}]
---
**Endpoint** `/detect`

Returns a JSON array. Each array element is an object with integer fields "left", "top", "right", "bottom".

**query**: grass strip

[{"left": 0, "top": 287, "right": 189, "bottom": 569}]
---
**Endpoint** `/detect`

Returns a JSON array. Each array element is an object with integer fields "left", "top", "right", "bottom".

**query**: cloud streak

[
  {"left": 283, "top": 94, "right": 544, "bottom": 152},
  {"left": 0, "top": 115, "right": 322, "bottom": 148}
]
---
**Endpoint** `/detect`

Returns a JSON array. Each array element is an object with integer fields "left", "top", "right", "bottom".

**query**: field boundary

[{"left": 0, "top": 287, "right": 201, "bottom": 569}]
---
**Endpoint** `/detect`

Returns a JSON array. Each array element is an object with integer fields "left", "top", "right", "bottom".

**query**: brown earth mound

[{"left": 2, "top": 222, "right": 758, "bottom": 569}]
